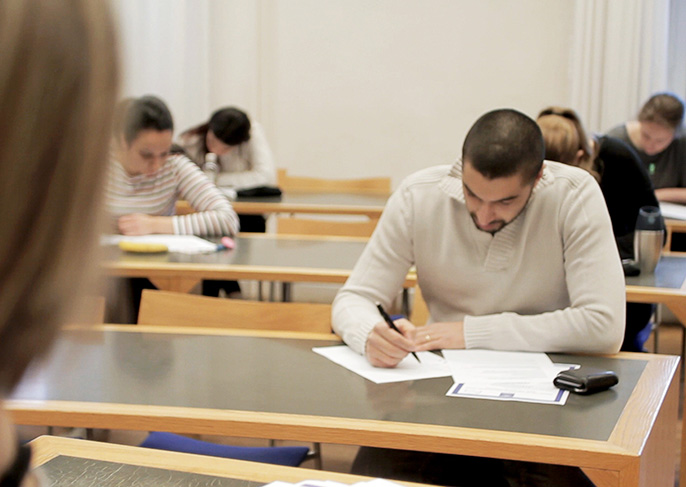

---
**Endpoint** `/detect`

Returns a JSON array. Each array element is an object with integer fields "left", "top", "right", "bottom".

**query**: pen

[{"left": 376, "top": 302, "right": 420, "bottom": 363}]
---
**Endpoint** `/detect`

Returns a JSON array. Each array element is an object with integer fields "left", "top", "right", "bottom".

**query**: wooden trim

[
  {"left": 30, "top": 436, "right": 426, "bottom": 486},
  {"left": 233, "top": 201, "right": 386, "bottom": 218}
]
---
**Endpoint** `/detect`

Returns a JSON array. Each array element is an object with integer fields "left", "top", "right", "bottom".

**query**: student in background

[
  {"left": 176, "top": 107, "right": 276, "bottom": 233},
  {"left": 537, "top": 106, "right": 659, "bottom": 352},
  {"left": 606, "top": 93, "right": 686, "bottom": 204},
  {"left": 108, "top": 96, "right": 239, "bottom": 237},
  {"left": 0, "top": 0, "right": 118, "bottom": 484},
  {"left": 176, "top": 106, "right": 274, "bottom": 298},
  {"left": 107, "top": 96, "right": 240, "bottom": 318}
]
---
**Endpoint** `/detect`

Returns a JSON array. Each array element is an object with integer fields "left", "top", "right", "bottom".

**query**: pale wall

[{"left": 115, "top": 0, "right": 576, "bottom": 188}]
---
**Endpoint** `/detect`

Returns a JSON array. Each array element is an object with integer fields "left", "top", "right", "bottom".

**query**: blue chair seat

[{"left": 139, "top": 432, "right": 310, "bottom": 467}]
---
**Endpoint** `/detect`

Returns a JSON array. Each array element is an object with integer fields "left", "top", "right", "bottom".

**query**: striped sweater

[{"left": 106, "top": 154, "right": 240, "bottom": 236}]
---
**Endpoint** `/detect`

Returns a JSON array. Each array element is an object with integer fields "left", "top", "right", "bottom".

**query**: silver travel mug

[{"left": 633, "top": 206, "right": 664, "bottom": 274}]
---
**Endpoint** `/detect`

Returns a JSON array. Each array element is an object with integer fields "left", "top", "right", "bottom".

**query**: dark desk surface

[
  {"left": 39, "top": 455, "right": 262, "bottom": 487},
  {"left": 11, "top": 326, "right": 679, "bottom": 487},
  {"left": 13, "top": 328, "right": 644, "bottom": 442},
  {"left": 103, "top": 234, "right": 417, "bottom": 292},
  {"left": 626, "top": 255, "right": 686, "bottom": 289},
  {"left": 109, "top": 234, "right": 369, "bottom": 269}
]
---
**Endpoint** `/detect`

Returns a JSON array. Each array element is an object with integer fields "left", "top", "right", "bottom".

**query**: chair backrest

[
  {"left": 277, "top": 168, "right": 390, "bottom": 195},
  {"left": 138, "top": 289, "right": 333, "bottom": 334},
  {"left": 410, "top": 285, "right": 429, "bottom": 327},
  {"left": 276, "top": 216, "right": 378, "bottom": 237},
  {"left": 175, "top": 200, "right": 195, "bottom": 215}
]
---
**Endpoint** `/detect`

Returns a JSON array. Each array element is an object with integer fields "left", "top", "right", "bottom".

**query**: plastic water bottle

[
  {"left": 634, "top": 206, "right": 664, "bottom": 274},
  {"left": 204, "top": 153, "right": 219, "bottom": 183}
]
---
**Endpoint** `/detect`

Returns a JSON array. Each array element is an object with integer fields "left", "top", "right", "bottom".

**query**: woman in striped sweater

[
  {"left": 106, "top": 96, "right": 240, "bottom": 320},
  {"left": 106, "top": 95, "right": 239, "bottom": 237}
]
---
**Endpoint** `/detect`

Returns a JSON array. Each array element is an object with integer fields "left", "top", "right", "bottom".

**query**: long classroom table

[
  {"left": 103, "top": 234, "right": 416, "bottom": 306},
  {"left": 9, "top": 325, "right": 679, "bottom": 487}
]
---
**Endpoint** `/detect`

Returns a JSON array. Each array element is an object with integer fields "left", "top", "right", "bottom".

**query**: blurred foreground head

[{"left": 0, "top": 0, "right": 119, "bottom": 393}]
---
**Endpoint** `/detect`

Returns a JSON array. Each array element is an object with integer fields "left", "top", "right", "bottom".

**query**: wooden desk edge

[{"left": 30, "top": 436, "right": 427, "bottom": 486}]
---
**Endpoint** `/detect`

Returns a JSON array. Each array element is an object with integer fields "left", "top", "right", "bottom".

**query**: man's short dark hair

[
  {"left": 462, "top": 109, "right": 545, "bottom": 183},
  {"left": 114, "top": 95, "right": 174, "bottom": 145}
]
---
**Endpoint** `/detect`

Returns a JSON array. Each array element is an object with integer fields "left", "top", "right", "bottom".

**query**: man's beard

[{"left": 468, "top": 190, "right": 533, "bottom": 235}]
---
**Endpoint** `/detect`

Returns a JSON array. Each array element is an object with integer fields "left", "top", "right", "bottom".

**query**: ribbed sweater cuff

[
  {"left": 348, "top": 319, "right": 376, "bottom": 356},
  {"left": 463, "top": 314, "right": 496, "bottom": 349}
]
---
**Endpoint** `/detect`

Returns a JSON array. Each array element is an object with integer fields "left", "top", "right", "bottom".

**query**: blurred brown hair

[
  {"left": 0, "top": 0, "right": 119, "bottom": 392},
  {"left": 537, "top": 107, "right": 600, "bottom": 182},
  {"left": 638, "top": 93, "right": 685, "bottom": 130}
]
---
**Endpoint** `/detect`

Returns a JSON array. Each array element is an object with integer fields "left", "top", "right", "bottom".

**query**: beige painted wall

[{"left": 117, "top": 0, "right": 576, "bottom": 188}]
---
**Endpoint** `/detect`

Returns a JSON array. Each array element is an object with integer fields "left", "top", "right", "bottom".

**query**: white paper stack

[
  {"left": 102, "top": 234, "right": 219, "bottom": 254},
  {"left": 443, "top": 350, "right": 577, "bottom": 405},
  {"left": 265, "top": 478, "right": 407, "bottom": 487}
]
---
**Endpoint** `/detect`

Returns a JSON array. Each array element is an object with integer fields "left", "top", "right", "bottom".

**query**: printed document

[{"left": 443, "top": 350, "right": 577, "bottom": 405}]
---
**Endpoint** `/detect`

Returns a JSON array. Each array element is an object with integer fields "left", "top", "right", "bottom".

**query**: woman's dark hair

[
  {"left": 113, "top": 95, "right": 174, "bottom": 145},
  {"left": 638, "top": 93, "right": 684, "bottom": 130},
  {"left": 209, "top": 107, "right": 251, "bottom": 146}
]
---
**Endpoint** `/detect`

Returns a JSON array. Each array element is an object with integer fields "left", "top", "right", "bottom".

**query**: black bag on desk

[{"left": 236, "top": 186, "right": 283, "bottom": 198}]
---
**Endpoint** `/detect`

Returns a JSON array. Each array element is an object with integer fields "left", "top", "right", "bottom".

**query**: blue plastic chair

[{"left": 139, "top": 432, "right": 310, "bottom": 467}]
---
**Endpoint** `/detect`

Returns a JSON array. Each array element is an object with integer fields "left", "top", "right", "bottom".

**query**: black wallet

[
  {"left": 235, "top": 185, "right": 283, "bottom": 198},
  {"left": 553, "top": 367, "right": 618, "bottom": 394}
]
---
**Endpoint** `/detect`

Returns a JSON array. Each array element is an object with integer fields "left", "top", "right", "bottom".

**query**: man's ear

[{"left": 532, "top": 163, "right": 545, "bottom": 188}]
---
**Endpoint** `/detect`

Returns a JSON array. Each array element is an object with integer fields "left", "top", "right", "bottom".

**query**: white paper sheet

[
  {"left": 101, "top": 234, "right": 219, "bottom": 254},
  {"left": 313, "top": 345, "right": 451, "bottom": 384},
  {"left": 264, "top": 479, "right": 407, "bottom": 487},
  {"left": 660, "top": 202, "right": 686, "bottom": 220},
  {"left": 442, "top": 350, "right": 577, "bottom": 405}
]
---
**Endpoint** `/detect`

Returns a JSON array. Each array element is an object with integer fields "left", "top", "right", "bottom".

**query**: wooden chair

[
  {"left": 137, "top": 289, "right": 333, "bottom": 334},
  {"left": 410, "top": 285, "right": 429, "bottom": 327},
  {"left": 276, "top": 216, "right": 378, "bottom": 238},
  {"left": 277, "top": 168, "right": 390, "bottom": 195},
  {"left": 137, "top": 289, "right": 332, "bottom": 468},
  {"left": 176, "top": 200, "right": 195, "bottom": 215},
  {"left": 274, "top": 169, "right": 390, "bottom": 239}
]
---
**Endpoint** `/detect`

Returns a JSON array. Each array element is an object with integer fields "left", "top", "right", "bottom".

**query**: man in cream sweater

[
  {"left": 333, "top": 108, "right": 625, "bottom": 367},
  {"left": 333, "top": 109, "right": 624, "bottom": 486}
]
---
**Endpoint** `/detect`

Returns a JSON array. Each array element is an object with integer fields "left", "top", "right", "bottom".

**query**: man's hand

[
  {"left": 413, "top": 321, "right": 465, "bottom": 351},
  {"left": 365, "top": 318, "right": 417, "bottom": 368},
  {"left": 118, "top": 213, "right": 172, "bottom": 235}
]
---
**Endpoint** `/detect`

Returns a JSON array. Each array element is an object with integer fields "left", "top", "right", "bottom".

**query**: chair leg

[
  {"left": 681, "top": 324, "right": 686, "bottom": 382},
  {"left": 313, "top": 442, "right": 323, "bottom": 470},
  {"left": 282, "top": 282, "right": 292, "bottom": 302}
]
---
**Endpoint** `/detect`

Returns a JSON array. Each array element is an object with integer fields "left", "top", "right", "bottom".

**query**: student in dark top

[{"left": 537, "top": 106, "right": 660, "bottom": 351}]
